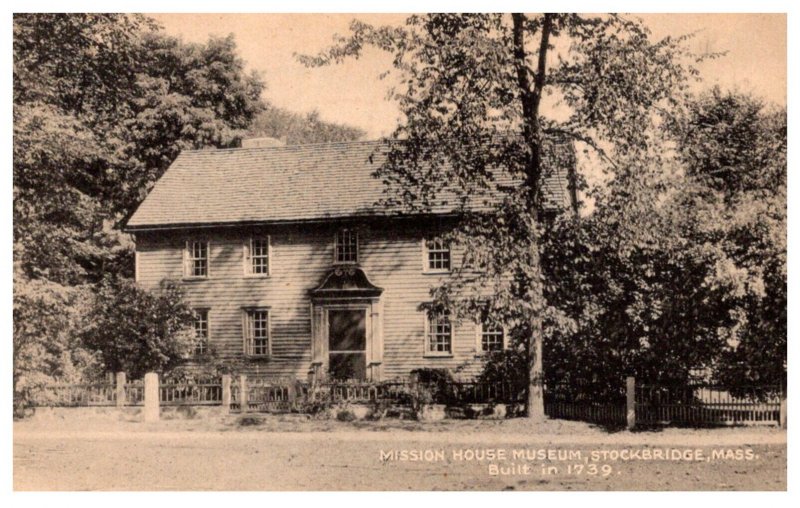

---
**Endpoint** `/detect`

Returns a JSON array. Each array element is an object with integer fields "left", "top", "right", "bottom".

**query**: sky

[{"left": 149, "top": 13, "right": 786, "bottom": 140}]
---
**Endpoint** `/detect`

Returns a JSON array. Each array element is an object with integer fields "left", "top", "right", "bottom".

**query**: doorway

[{"left": 327, "top": 308, "right": 367, "bottom": 380}]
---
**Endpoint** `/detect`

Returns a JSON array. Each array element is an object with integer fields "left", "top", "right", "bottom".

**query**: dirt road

[{"left": 14, "top": 422, "right": 786, "bottom": 491}]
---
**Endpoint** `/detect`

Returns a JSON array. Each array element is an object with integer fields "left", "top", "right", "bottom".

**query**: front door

[{"left": 328, "top": 308, "right": 367, "bottom": 380}]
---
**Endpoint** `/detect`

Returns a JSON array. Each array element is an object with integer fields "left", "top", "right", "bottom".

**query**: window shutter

[
  {"left": 243, "top": 238, "right": 251, "bottom": 275},
  {"left": 205, "top": 241, "right": 210, "bottom": 277},
  {"left": 267, "top": 236, "right": 272, "bottom": 276},
  {"left": 183, "top": 240, "right": 189, "bottom": 277},
  {"left": 242, "top": 310, "right": 249, "bottom": 355},
  {"left": 311, "top": 306, "right": 325, "bottom": 364}
]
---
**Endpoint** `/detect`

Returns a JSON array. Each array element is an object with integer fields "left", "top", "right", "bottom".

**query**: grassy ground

[{"left": 14, "top": 408, "right": 786, "bottom": 491}]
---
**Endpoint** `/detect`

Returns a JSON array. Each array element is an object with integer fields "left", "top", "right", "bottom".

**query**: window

[
  {"left": 424, "top": 238, "right": 451, "bottom": 272},
  {"left": 193, "top": 309, "right": 209, "bottom": 355},
  {"left": 185, "top": 240, "right": 209, "bottom": 278},
  {"left": 244, "top": 308, "right": 270, "bottom": 357},
  {"left": 425, "top": 312, "right": 452, "bottom": 356},
  {"left": 479, "top": 321, "right": 505, "bottom": 353},
  {"left": 334, "top": 228, "right": 358, "bottom": 264},
  {"left": 244, "top": 236, "right": 270, "bottom": 276}
]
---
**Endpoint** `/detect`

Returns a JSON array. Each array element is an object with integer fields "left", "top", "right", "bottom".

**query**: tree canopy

[
  {"left": 248, "top": 106, "right": 364, "bottom": 145},
  {"left": 13, "top": 13, "right": 365, "bottom": 393},
  {"left": 541, "top": 87, "right": 786, "bottom": 393},
  {"left": 303, "top": 13, "right": 716, "bottom": 416}
]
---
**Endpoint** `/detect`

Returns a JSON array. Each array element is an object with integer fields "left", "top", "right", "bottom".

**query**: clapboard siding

[{"left": 135, "top": 220, "right": 487, "bottom": 379}]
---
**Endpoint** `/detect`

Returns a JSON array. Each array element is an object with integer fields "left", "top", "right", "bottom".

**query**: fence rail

[
  {"left": 635, "top": 384, "right": 782, "bottom": 426},
  {"left": 124, "top": 382, "right": 145, "bottom": 406},
  {"left": 28, "top": 383, "right": 116, "bottom": 407},
  {"left": 23, "top": 373, "right": 786, "bottom": 428},
  {"left": 545, "top": 401, "right": 627, "bottom": 426},
  {"left": 442, "top": 381, "right": 525, "bottom": 405},
  {"left": 315, "top": 379, "right": 413, "bottom": 404},
  {"left": 544, "top": 382, "right": 627, "bottom": 426},
  {"left": 312, "top": 379, "right": 524, "bottom": 406},
  {"left": 159, "top": 380, "right": 222, "bottom": 406}
]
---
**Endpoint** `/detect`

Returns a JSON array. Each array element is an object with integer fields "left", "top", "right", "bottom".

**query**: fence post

[
  {"left": 308, "top": 367, "right": 318, "bottom": 402},
  {"left": 221, "top": 374, "right": 231, "bottom": 414},
  {"left": 143, "top": 372, "right": 159, "bottom": 423},
  {"left": 410, "top": 372, "right": 420, "bottom": 410},
  {"left": 626, "top": 376, "right": 636, "bottom": 430},
  {"left": 115, "top": 371, "right": 127, "bottom": 408},
  {"left": 780, "top": 393, "right": 787, "bottom": 429},
  {"left": 287, "top": 378, "right": 297, "bottom": 409},
  {"left": 239, "top": 374, "right": 249, "bottom": 413}
]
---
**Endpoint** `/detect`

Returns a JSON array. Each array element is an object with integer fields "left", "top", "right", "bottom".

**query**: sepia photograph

[{"left": 8, "top": 2, "right": 791, "bottom": 494}]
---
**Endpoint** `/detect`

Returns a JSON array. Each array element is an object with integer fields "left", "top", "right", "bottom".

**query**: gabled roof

[{"left": 125, "top": 139, "right": 573, "bottom": 230}]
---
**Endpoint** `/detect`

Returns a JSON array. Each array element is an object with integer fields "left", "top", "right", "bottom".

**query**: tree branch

[
  {"left": 544, "top": 127, "right": 619, "bottom": 171},
  {"left": 512, "top": 13, "right": 553, "bottom": 205}
]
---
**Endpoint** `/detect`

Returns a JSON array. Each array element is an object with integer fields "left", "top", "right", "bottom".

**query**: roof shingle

[{"left": 126, "top": 140, "right": 572, "bottom": 230}]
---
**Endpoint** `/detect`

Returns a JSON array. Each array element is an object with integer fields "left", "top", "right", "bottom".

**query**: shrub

[
  {"left": 336, "top": 409, "right": 357, "bottom": 422},
  {"left": 410, "top": 368, "right": 456, "bottom": 406},
  {"left": 476, "top": 349, "right": 528, "bottom": 401},
  {"left": 237, "top": 415, "right": 264, "bottom": 426},
  {"left": 82, "top": 277, "right": 196, "bottom": 379},
  {"left": 176, "top": 405, "right": 198, "bottom": 419}
]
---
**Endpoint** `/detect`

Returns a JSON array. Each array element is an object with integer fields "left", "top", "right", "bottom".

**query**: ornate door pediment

[{"left": 309, "top": 267, "right": 384, "bottom": 381}]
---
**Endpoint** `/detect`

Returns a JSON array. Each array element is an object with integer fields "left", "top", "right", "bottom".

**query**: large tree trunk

[
  {"left": 512, "top": 13, "right": 552, "bottom": 420},
  {"left": 526, "top": 233, "right": 546, "bottom": 421}
]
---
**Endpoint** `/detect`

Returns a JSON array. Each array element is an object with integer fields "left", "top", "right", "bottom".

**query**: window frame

[
  {"left": 183, "top": 240, "right": 210, "bottom": 279},
  {"left": 422, "top": 238, "right": 452, "bottom": 274},
  {"left": 423, "top": 310, "right": 453, "bottom": 358},
  {"left": 243, "top": 236, "right": 272, "bottom": 277},
  {"left": 192, "top": 308, "right": 210, "bottom": 356},
  {"left": 333, "top": 228, "right": 359, "bottom": 265},
  {"left": 242, "top": 307, "right": 272, "bottom": 358},
  {"left": 475, "top": 320, "right": 507, "bottom": 355}
]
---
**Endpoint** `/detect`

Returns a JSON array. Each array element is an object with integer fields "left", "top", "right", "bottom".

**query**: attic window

[{"left": 334, "top": 228, "right": 358, "bottom": 264}]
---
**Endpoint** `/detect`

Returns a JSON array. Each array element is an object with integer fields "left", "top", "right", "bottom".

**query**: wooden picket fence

[
  {"left": 27, "top": 383, "right": 117, "bottom": 407},
  {"left": 311, "top": 378, "right": 524, "bottom": 406},
  {"left": 544, "top": 382, "right": 627, "bottom": 426},
  {"left": 159, "top": 379, "right": 222, "bottom": 406},
  {"left": 124, "top": 381, "right": 145, "bottom": 406},
  {"left": 231, "top": 377, "right": 297, "bottom": 412},
  {"left": 23, "top": 373, "right": 786, "bottom": 428},
  {"left": 635, "top": 384, "right": 783, "bottom": 426}
]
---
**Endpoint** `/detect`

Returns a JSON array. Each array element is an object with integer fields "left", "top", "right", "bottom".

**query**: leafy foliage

[
  {"left": 680, "top": 89, "right": 787, "bottom": 387},
  {"left": 306, "top": 15, "right": 784, "bottom": 400},
  {"left": 303, "top": 14, "right": 704, "bottom": 415},
  {"left": 14, "top": 15, "right": 265, "bottom": 288},
  {"left": 539, "top": 88, "right": 786, "bottom": 390},
  {"left": 13, "top": 14, "right": 366, "bottom": 388},
  {"left": 248, "top": 106, "right": 364, "bottom": 145},
  {"left": 82, "top": 278, "right": 196, "bottom": 379},
  {"left": 13, "top": 14, "right": 264, "bottom": 391},
  {"left": 13, "top": 280, "right": 102, "bottom": 398},
  {"left": 476, "top": 349, "right": 528, "bottom": 396}
]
